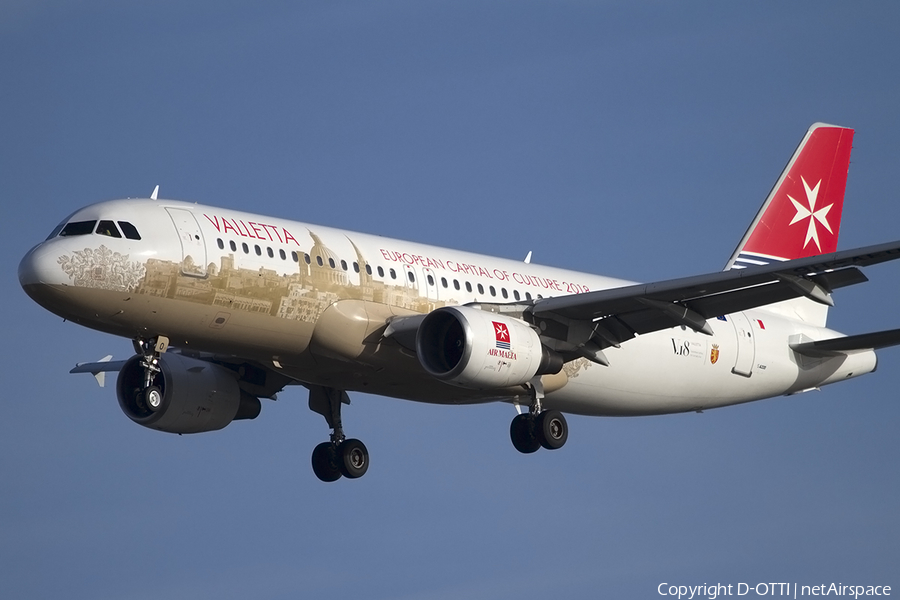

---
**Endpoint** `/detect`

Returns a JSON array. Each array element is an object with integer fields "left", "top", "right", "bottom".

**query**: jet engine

[
  {"left": 416, "top": 306, "right": 562, "bottom": 389},
  {"left": 116, "top": 352, "right": 261, "bottom": 434}
]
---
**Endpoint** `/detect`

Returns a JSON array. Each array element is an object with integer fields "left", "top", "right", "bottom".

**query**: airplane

[{"left": 18, "top": 123, "right": 900, "bottom": 482}]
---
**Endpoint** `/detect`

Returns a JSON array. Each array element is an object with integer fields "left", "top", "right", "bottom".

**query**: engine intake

[
  {"left": 416, "top": 306, "right": 562, "bottom": 389},
  {"left": 116, "top": 352, "right": 261, "bottom": 434}
]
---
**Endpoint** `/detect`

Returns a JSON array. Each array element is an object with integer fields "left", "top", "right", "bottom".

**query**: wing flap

[{"left": 686, "top": 267, "right": 867, "bottom": 319}]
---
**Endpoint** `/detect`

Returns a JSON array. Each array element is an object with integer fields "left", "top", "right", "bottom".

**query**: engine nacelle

[
  {"left": 116, "top": 352, "right": 261, "bottom": 434},
  {"left": 416, "top": 306, "right": 562, "bottom": 390}
]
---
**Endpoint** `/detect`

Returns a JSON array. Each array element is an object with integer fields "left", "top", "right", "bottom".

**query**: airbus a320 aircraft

[{"left": 19, "top": 123, "right": 900, "bottom": 482}]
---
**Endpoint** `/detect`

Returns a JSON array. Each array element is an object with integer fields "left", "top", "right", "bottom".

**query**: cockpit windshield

[
  {"left": 96, "top": 220, "right": 122, "bottom": 238},
  {"left": 59, "top": 221, "right": 97, "bottom": 237},
  {"left": 52, "top": 219, "right": 142, "bottom": 240},
  {"left": 118, "top": 221, "right": 141, "bottom": 240},
  {"left": 46, "top": 221, "right": 67, "bottom": 240}
]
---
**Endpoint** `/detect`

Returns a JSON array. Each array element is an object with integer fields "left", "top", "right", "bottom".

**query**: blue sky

[{"left": 2, "top": 2, "right": 899, "bottom": 598}]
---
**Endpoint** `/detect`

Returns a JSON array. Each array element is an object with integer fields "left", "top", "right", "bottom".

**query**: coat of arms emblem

[{"left": 710, "top": 344, "right": 720, "bottom": 365}]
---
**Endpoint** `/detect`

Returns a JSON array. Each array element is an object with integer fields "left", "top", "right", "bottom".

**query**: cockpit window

[
  {"left": 118, "top": 221, "right": 141, "bottom": 240},
  {"left": 96, "top": 220, "right": 122, "bottom": 238},
  {"left": 47, "top": 221, "right": 67, "bottom": 240},
  {"left": 59, "top": 220, "right": 97, "bottom": 237}
]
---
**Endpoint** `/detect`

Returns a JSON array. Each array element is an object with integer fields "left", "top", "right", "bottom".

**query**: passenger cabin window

[
  {"left": 328, "top": 258, "right": 335, "bottom": 269},
  {"left": 365, "top": 264, "right": 372, "bottom": 275},
  {"left": 316, "top": 256, "right": 323, "bottom": 267},
  {"left": 454, "top": 280, "right": 460, "bottom": 291},
  {"left": 267, "top": 247, "right": 274, "bottom": 258},
  {"left": 60, "top": 221, "right": 97, "bottom": 237},
  {"left": 230, "top": 241, "right": 237, "bottom": 252},
  {"left": 408, "top": 271, "right": 415, "bottom": 283},
  {"left": 390, "top": 268, "right": 397, "bottom": 280},
  {"left": 353, "top": 262, "right": 360, "bottom": 273},
  {"left": 377, "top": 266, "right": 384, "bottom": 277},
  {"left": 118, "top": 221, "right": 141, "bottom": 240},
  {"left": 95, "top": 220, "right": 122, "bottom": 238},
  {"left": 341, "top": 260, "right": 348, "bottom": 271},
  {"left": 465, "top": 282, "right": 472, "bottom": 292},
  {"left": 217, "top": 238, "right": 225, "bottom": 249},
  {"left": 255, "top": 245, "right": 262, "bottom": 256},
  {"left": 279, "top": 249, "right": 286, "bottom": 260},
  {"left": 477, "top": 283, "right": 484, "bottom": 294},
  {"left": 514, "top": 290, "right": 520, "bottom": 301},
  {"left": 242, "top": 243, "right": 249, "bottom": 254}
]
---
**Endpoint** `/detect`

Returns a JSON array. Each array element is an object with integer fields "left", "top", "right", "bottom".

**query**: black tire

[
  {"left": 538, "top": 410, "right": 568, "bottom": 450},
  {"left": 143, "top": 386, "right": 164, "bottom": 413},
  {"left": 510, "top": 413, "right": 541, "bottom": 454},
  {"left": 133, "top": 386, "right": 162, "bottom": 416},
  {"left": 339, "top": 438, "right": 369, "bottom": 479},
  {"left": 311, "top": 442, "right": 342, "bottom": 482}
]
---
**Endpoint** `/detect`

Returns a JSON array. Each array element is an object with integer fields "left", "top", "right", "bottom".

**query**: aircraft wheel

[
  {"left": 312, "top": 442, "right": 342, "bottom": 482},
  {"left": 510, "top": 414, "right": 541, "bottom": 454},
  {"left": 133, "top": 386, "right": 162, "bottom": 415},
  {"left": 538, "top": 410, "right": 568, "bottom": 450},
  {"left": 143, "top": 386, "right": 164, "bottom": 412},
  {"left": 339, "top": 438, "right": 369, "bottom": 479}
]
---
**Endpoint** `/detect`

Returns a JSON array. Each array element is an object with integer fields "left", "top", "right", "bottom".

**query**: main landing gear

[
  {"left": 308, "top": 386, "right": 369, "bottom": 482},
  {"left": 509, "top": 379, "right": 568, "bottom": 454}
]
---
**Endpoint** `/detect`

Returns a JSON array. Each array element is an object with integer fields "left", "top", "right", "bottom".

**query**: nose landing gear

[
  {"left": 131, "top": 336, "right": 169, "bottom": 415},
  {"left": 308, "top": 386, "right": 369, "bottom": 482}
]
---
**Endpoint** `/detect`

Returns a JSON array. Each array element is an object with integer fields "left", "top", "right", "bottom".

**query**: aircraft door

[
  {"left": 402, "top": 265, "right": 417, "bottom": 292},
  {"left": 730, "top": 312, "right": 756, "bottom": 377},
  {"left": 166, "top": 208, "right": 207, "bottom": 277},
  {"left": 422, "top": 267, "right": 439, "bottom": 302}
]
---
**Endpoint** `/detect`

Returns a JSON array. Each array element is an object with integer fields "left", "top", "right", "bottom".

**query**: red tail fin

[{"left": 726, "top": 123, "right": 854, "bottom": 269}]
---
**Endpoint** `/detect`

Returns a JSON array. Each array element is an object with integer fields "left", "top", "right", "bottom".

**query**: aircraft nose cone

[
  {"left": 18, "top": 244, "right": 66, "bottom": 305},
  {"left": 19, "top": 244, "right": 51, "bottom": 287}
]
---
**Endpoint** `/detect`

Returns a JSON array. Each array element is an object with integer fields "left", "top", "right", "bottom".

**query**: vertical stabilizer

[
  {"left": 726, "top": 123, "right": 854, "bottom": 270},
  {"left": 725, "top": 123, "right": 854, "bottom": 326}
]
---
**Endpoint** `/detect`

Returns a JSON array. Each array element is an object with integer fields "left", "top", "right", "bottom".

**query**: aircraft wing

[
  {"left": 70, "top": 352, "right": 297, "bottom": 397},
  {"left": 527, "top": 239, "right": 900, "bottom": 351},
  {"left": 69, "top": 355, "right": 127, "bottom": 387}
]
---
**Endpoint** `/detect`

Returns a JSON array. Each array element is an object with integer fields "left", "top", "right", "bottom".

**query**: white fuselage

[{"left": 19, "top": 198, "right": 875, "bottom": 417}]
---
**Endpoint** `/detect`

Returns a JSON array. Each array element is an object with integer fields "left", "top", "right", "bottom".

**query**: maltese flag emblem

[{"left": 493, "top": 322, "right": 511, "bottom": 350}]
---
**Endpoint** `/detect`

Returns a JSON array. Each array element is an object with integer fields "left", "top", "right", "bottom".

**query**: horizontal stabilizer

[{"left": 790, "top": 328, "right": 900, "bottom": 357}]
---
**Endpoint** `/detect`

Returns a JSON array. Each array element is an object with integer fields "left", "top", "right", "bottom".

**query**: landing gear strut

[
  {"left": 510, "top": 379, "right": 568, "bottom": 454},
  {"left": 308, "top": 385, "right": 369, "bottom": 482},
  {"left": 132, "top": 335, "right": 169, "bottom": 415}
]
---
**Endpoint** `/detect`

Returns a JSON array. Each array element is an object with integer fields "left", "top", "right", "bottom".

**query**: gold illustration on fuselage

[
  {"left": 562, "top": 357, "right": 592, "bottom": 379},
  {"left": 58, "top": 246, "right": 145, "bottom": 291},
  {"left": 59, "top": 231, "right": 457, "bottom": 326}
]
